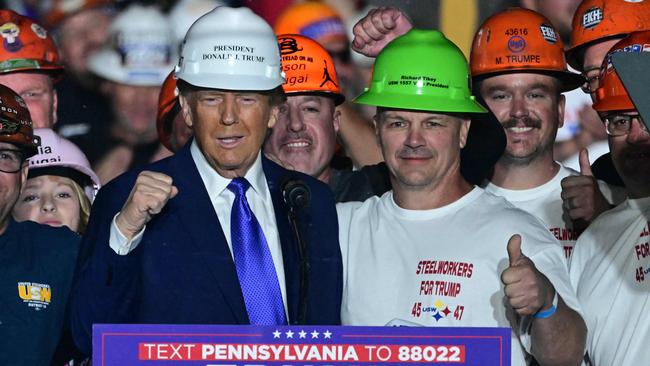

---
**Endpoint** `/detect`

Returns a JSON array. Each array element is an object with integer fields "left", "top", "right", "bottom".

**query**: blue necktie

[{"left": 228, "top": 177, "right": 287, "bottom": 325}]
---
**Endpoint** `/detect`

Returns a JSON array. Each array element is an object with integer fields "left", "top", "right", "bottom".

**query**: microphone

[
  {"left": 282, "top": 179, "right": 311, "bottom": 209},
  {"left": 281, "top": 178, "right": 311, "bottom": 324}
]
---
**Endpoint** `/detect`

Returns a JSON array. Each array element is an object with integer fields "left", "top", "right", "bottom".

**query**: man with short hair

[
  {"left": 264, "top": 34, "right": 390, "bottom": 202},
  {"left": 72, "top": 6, "right": 342, "bottom": 356},
  {"left": 0, "top": 84, "right": 80, "bottom": 365},
  {"left": 339, "top": 28, "right": 586, "bottom": 366},
  {"left": 469, "top": 8, "right": 619, "bottom": 258},
  {"left": 353, "top": 7, "right": 623, "bottom": 259},
  {"left": 569, "top": 31, "right": 650, "bottom": 365},
  {"left": 0, "top": 10, "right": 62, "bottom": 129}
]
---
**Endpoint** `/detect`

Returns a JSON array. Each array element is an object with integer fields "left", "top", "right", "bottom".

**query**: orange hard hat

[
  {"left": 156, "top": 71, "right": 179, "bottom": 152},
  {"left": 277, "top": 34, "right": 344, "bottom": 105},
  {"left": 274, "top": 2, "right": 348, "bottom": 46},
  {"left": 593, "top": 30, "right": 650, "bottom": 112},
  {"left": 0, "top": 83, "right": 37, "bottom": 157},
  {"left": 470, "top": 7, "right": 584, "bottom": 92},
  {"left": 567, "top": 0, "right": 650, "bottom": 71},
  {"left": 0, "top": 10, "right": 63, "bottom": 75},
  {"left": 43, "top": 0, "right": 115, "bottom": 28}
]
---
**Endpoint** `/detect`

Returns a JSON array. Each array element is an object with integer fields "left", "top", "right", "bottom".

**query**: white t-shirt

[
  {"left": 484, "top": 164, "right": 624, "bottom": 260},
  {"left": 337, "top": 188, "right": 582, "bottom": 366},
  {"left": 569, "top": 197, "right": 650, "bottom": 365}
]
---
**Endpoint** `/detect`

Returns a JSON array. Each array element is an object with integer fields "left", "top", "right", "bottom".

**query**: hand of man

[
  {"left": 561, "top": 149, "right": 611, "bottom": 224},
  {"left": 116, "top": 171, "right": 179, "bottom": 239},
  {"left": 352, "top": 7, "right": 413, "bottom": 57},
  {"left": 501, "top": 235, "right": 555, "bottom": 316}
]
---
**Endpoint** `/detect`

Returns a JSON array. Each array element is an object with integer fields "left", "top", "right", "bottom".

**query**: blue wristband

[{"left": 533, "top": 292, "right": 558, "bottom": 319}]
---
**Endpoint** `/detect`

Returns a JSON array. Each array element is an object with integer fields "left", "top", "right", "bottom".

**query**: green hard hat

[{"left": 355, "top": 29, "right": 487, "bottom": 114}]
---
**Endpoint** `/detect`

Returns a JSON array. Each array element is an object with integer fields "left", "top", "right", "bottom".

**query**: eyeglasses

[
  {"left": 580, "top": 72, "right": 600, "bottom": 94},
  {"left": 603, "top": 114, "right": 649, "bottom": 136},
  {"left": 0, "top": 149, "right": 25, "bottom": 173}
]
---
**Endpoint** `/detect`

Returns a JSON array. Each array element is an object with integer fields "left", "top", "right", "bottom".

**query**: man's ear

[
  {"left": 179, "top": 94, "right": 193, "bottom": 129},
  {"left": 267, "top": 104, "right": 279, "bottom": 129},
  {"left": 557, "top": 93, "right": 566, "bottom": 129},
  {"left": 332, "top": 108, "right": 341, "bottom": 135},
  {"left": 459, "top": 118, "right": 471, "bottom": 149}
]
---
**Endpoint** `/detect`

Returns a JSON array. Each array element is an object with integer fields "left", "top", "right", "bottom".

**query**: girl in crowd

[{"left": 13, "top": 128, "right": 100, "bottom": 234}]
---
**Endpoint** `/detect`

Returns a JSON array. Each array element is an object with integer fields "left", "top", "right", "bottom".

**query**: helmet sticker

[
  {"left": 320, "top": 60, "right": 337, "bottom": 88},
  {"left": 0, "top": 22, "right": 22, "bottom": 52},
  {"left": 14, "top": 95, "right": 26, "bottom": 108},
  {"left": 30, "top": 23, "right": 47, "bottom": 39},
  {"left": 582, "top": 7, "right": 603, "bottom": 29},
  {"left": 0, "top": 118, "right": 20, "bottom": 134},
  {"left": 540, "top": 24, "right": 557, "bottom": 44},
  {"left": 278, "top": 36, "right": 303, "bottom": 55},
  {"left": 507, "top": 35, "right": 526, "bottom": 53}
]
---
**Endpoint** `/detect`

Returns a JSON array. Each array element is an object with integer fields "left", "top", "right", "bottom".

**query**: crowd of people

[{"left": 0, "top": 0, "right": 648, "bottom": 365}]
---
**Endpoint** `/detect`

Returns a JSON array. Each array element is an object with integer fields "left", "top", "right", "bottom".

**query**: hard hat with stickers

[
  {"left": 356, "top": 29, "right": 486, "bottom": 113},
  {"left": 593, "top": 30, "right": 650, "bottom": 112},
  {"left": 30, "top": 128, "right": 101, "bottom": 201},
  {"left": 0, "top": 83, "right": 37, "bottom": 157},
  {"left": 567, "top": 0, "right": 650, "bottom": 71},
  {"left": 470, "top": 7, "right": 584, "bottom": 92},
  {"left": 277, "top": 34, "right": 345, "bottom": 105},
  {"left": 176, "top": 6, "right": 284, "bottom": 90},
  {"left": 0, "top": 10, "right": 62, "bottom": 75},
  {"left": 274, "top": 2, "right": 348, "bottom": 46},
  {"left": 87, "top": 4, "right": 176, "bottom": 86}
]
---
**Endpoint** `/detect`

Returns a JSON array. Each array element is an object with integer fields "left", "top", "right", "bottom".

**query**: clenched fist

[
  {"left": 116, "top": 171, "right": 178, "bottom": 239},
  {"left": 352, "top": 7, "right": 413, "bottom": 57}
]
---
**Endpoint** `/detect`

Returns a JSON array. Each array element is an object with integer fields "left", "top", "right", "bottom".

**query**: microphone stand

[
  {"left": 287, "top": 205, "right": 309, "bottom": 325},
  {"left": 283, "top": 179, "right": 311, "bottom": 325}
]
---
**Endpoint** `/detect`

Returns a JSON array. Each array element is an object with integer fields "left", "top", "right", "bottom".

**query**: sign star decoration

[
  {"left": 311, "top": 330, "right": 320, "bottom": 339},
  {"left": 323, "top": 330, "right": 332, "bottom": 339},
  {"left": 285, "top": 330, "right": 294, "bottom": 338},
  {"left": 298, "top": 330, "right": 307, "bottom": 339}
]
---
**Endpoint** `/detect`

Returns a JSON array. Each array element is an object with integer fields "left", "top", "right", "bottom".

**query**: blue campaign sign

[{"left": 93, "top": 324, "right": 511, "bottom": 365}]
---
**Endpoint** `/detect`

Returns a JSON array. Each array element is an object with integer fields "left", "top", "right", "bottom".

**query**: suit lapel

[
  {"left": 168, "top": 144, "right": 249, "bottom": 323},
  {"left": 262, "top": 157, "right": 300, "bottom": 324}
]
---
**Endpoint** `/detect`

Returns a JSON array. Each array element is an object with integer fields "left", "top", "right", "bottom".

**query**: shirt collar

[{"left": 190, "top": 140, "right": 269, "bottom": 202}]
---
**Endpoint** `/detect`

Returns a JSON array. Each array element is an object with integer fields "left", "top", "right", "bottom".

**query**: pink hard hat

[{"left": 29, "top": 128, "right": 101, "bottom": 201}]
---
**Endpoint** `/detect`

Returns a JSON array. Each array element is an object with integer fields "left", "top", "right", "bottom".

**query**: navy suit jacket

[{"left": 71, "top": 143, "right": 342, "bottom": 354}]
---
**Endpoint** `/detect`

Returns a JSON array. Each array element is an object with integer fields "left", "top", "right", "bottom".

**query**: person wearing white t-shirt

[
  {"left": 346, "top": 25, "right": 586, "bottom": 366},
  {"left": 469, "top": 10, "right": 624, "bottom": 261},
  {"left": 568, "top": 31, "right": 650, "bottom": 365},
  {"left": 349, "top": 7, "right": 622, "bottom": 264}
]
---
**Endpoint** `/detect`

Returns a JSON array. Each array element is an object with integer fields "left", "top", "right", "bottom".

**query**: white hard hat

[
  {"left": 175, "top": 6, "right": 285, "bottom": 90},
  {"left": 87, "top": 4, "right": 176, "bottom": 86},
  {"left": 30, "top": 128, "right": 101, "bottom": 202},
  {"left": 169, "top": 0, "right": 224, "bottom": 44}
]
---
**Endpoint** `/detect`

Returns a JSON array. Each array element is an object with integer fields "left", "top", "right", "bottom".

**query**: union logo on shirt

[{"left": 17, "top": 281, "right": 51, "bottom": 311}]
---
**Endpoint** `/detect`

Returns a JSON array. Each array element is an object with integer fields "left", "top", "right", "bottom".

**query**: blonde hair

[{"left": 69, "top": 180, "right": 92, "bottom": 234}]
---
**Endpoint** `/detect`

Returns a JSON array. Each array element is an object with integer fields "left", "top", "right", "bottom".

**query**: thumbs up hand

[
  {"left": 560, "top": 149, "right": 611, "bottom": 224},
  {"left": 501, "top": 235, "right": 555, "bottom": 316}
]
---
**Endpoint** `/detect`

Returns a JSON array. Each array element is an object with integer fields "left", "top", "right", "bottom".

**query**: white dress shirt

[{"left": 109, "top": 140, "right": 288, "bottom": 315}]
